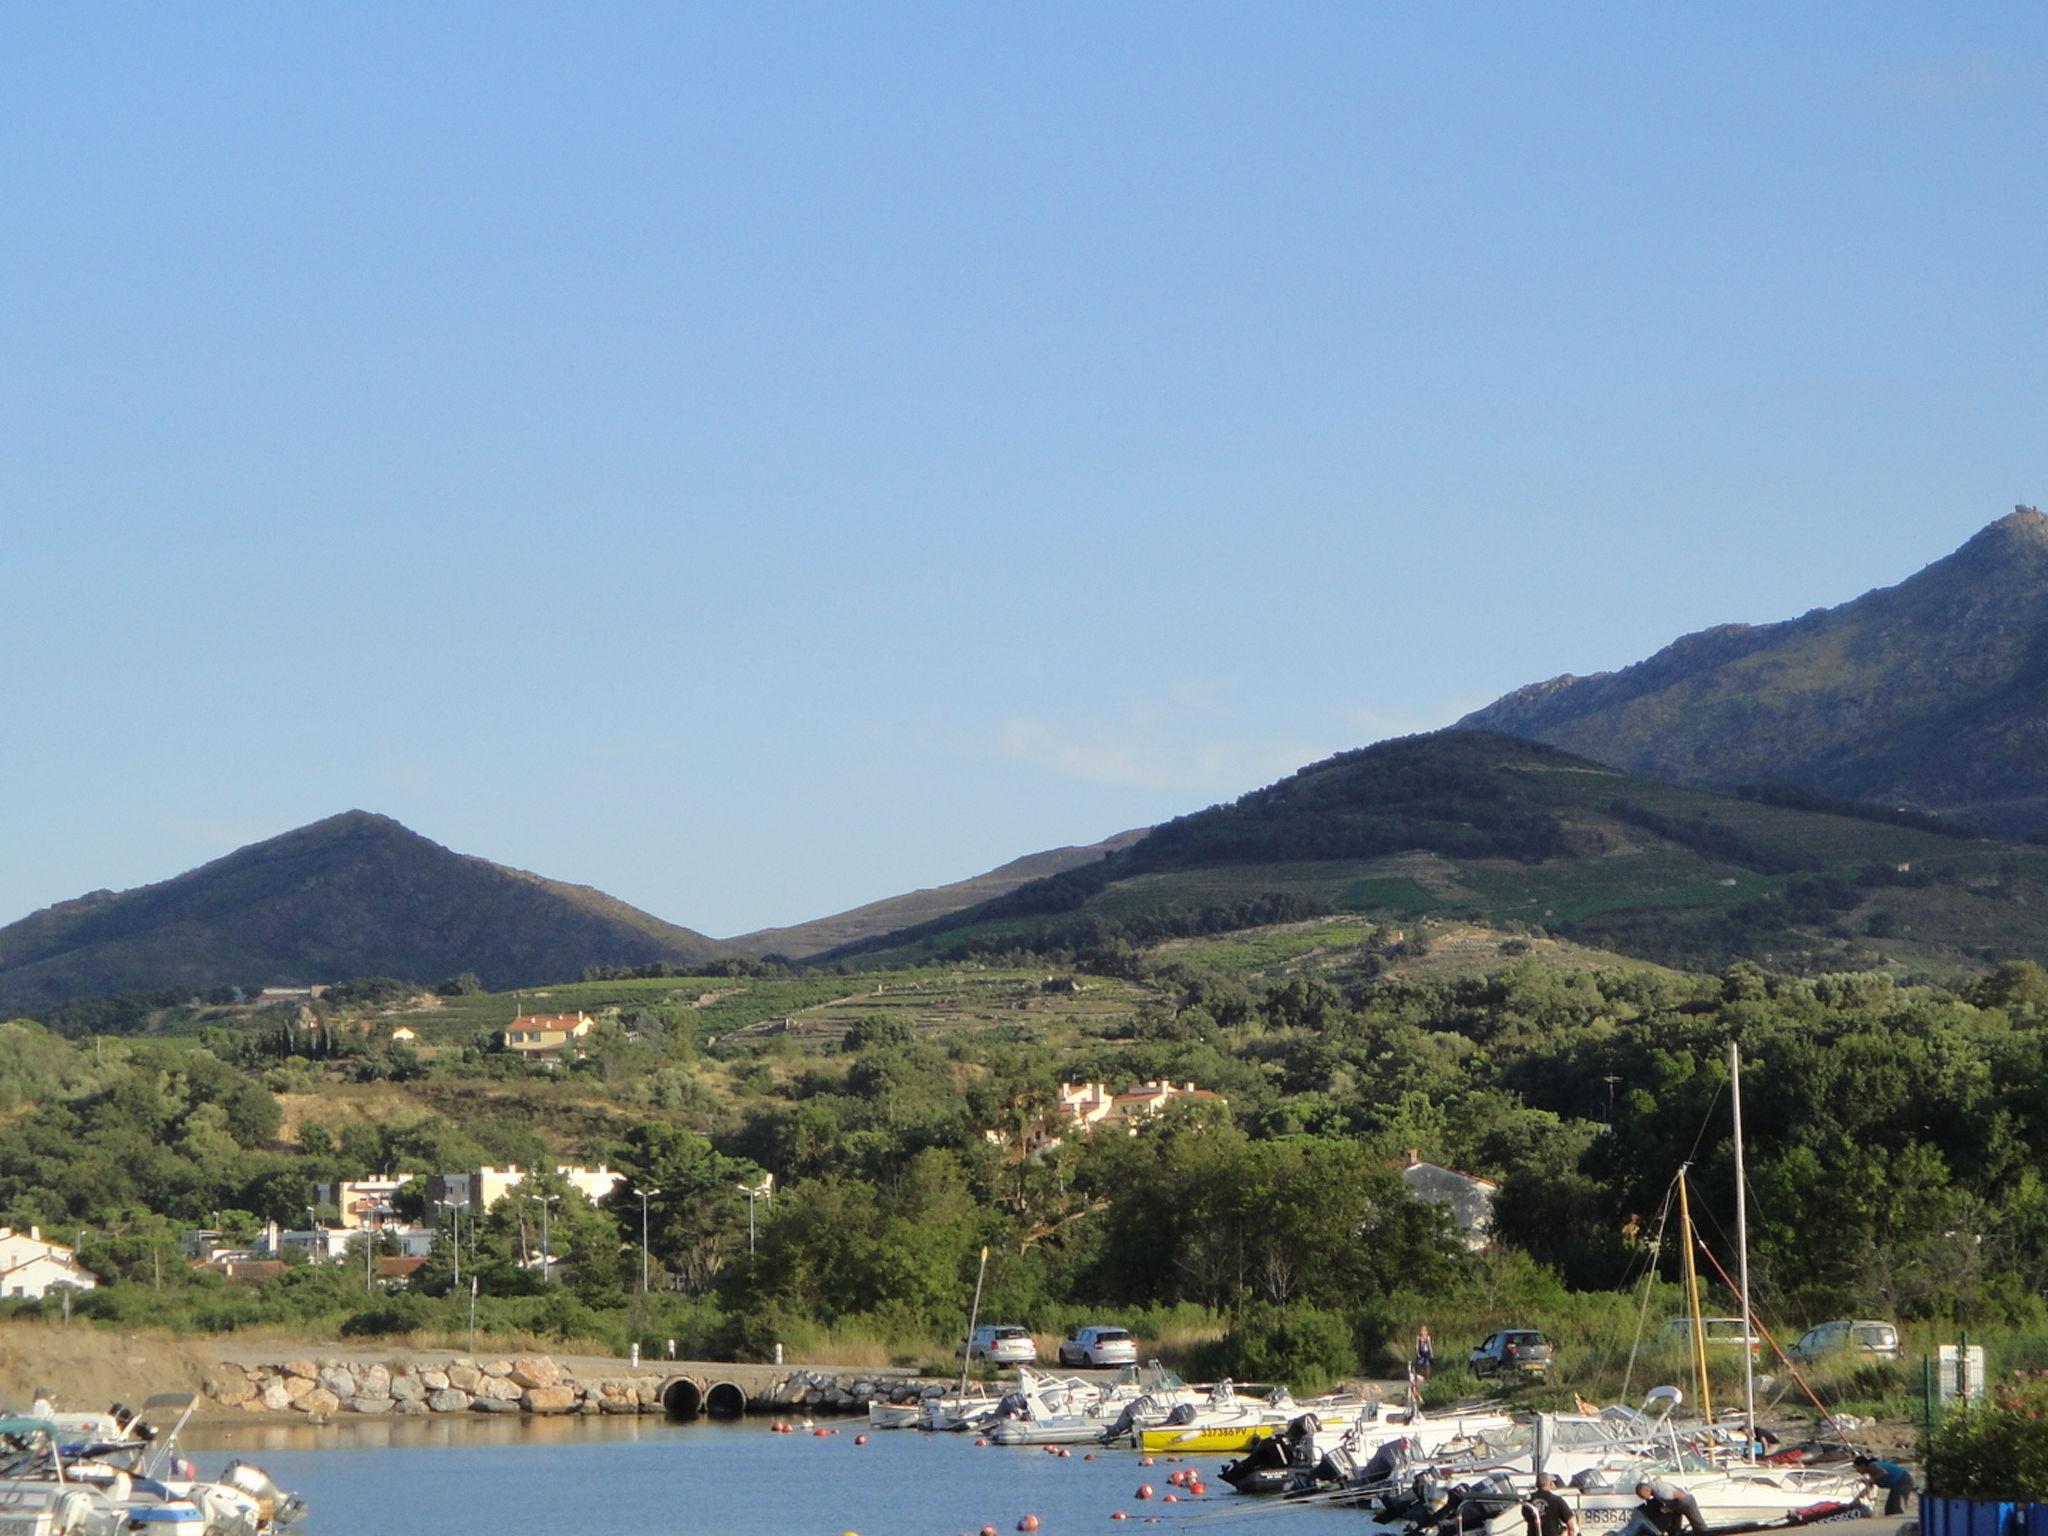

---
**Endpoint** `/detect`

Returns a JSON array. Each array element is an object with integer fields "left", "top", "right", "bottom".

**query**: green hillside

[
  {"left": 1460, "top": 506, "right": 2048, "bottom": 837},
  {"left": 824, "top": 732, "right": 2048, "bottom": 975},
  {"left": 0, "top": 812, "right": 727, "bottom": 1009}
]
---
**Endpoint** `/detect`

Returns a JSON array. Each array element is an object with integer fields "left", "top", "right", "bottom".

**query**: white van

[{"left": 1787, "top": 1319, "right": 1901, "bottom": 1363}]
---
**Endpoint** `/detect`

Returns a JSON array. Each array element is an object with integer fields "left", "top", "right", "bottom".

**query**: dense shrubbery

[
  {"left": 10, "top": 947, "right": 2048, "bottom": 1379},
  {"left": 1924, "top": 1382, "right": 2048, "bottom": 1499}
]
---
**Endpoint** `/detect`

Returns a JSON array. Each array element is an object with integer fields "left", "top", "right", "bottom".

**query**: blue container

[{"left": 1922, "top": 1497, "right": 2045, "bottom": 1536}]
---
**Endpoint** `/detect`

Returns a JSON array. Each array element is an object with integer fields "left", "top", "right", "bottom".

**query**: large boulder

[
  {"left": 351, "top": 1396, "right": 393, "bottom": 1416},
  {"left": 522, "top": 1385, "right": 577, "bottom": 1415},
  {"left": 510, "top": 1357, "right": 561, "bottom": 1390},
  {"left": 390, "top": 1374, "right": 426, "bottom": 1402},
  {"left": 446, "top": 1363, "right": 482, "bottom": 1392},
  {"left": 317, "top": 1366, "right": 358, "bottom": 1399},
  {"left": 359, "top": 1364, "right": 392, "bottom": 1396},
  {"left": 299, "top": 1388, "right": 341, "bottom": 1415},
  {"left": 209, "top": 1373, "right": 255, "bottom": 1408},
  {"left": 481, "top": 1360, "right": 513, "bottom": 1378},
  {"left": 283, "top": 1360, "right": 319, "bottom": 1380},
  {"left": 427, "top": 1389, "right": 472, "bottom": 1413},
  {"left": 472, "top": 1397, "right": 520, "bottom": 1414},
  {"left": 259, "top": 1381, "right": 294, "bottom": 1413},
  {"left": 474, "top": 1375, "right": 522, "bottom": 1402},
  {"left": 420, "top": 1369, "right": 451, "bottom": 1392},
  {"left": 282, "top": 1377, "right": 316, "bottom": 1404}
]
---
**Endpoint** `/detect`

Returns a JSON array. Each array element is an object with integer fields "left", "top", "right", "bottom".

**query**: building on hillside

[
  {"left": 261, "top": 1220, "right": 435, "bottom": 1263},
  {"left": 0, "top": 1227, "right": 98, "bottom": 1300},
  {"left": 312, "top": 1174, "right": 419, "bottom": 1230},
  {"left": 255, "top": 985, "right": 327, "bottom": 1007},
  {"left": 390, "top": 1026, "right": 418, "bottom": 1042},
  {"left": 432, "top": 1164, "right": 629, "bottom": 1214},
  {"left": 1397, "top": 1149, "right": 1498, "bottom": 1252},
  {"left": 501, "top": 1012, "right": 595, "bottom": 1058},
  {"left": 1057, "top": 1080, "right": 1227, "bottom": 1131}
]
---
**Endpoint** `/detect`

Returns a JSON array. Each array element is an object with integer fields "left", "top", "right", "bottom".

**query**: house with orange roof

[{"left": 502, "top": 1012, "right": 595, "bottom": 1058}]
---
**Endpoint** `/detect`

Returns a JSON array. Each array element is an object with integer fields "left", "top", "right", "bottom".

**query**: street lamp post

[
  {"left": 1602, "top": 1074, "right": 1623, "bottom": 1125},
  {"left": 632, "top": 1187, "right": 661, "bottom": 1295},
  {"left": 736, "top": 1177, "right": 772, "bottom": 1258},
  {"left": 528, "top": 1193, "right": 560, "bottom": 1284}
]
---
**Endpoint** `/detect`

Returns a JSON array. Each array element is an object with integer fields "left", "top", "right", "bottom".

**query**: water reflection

[{"left": 187, "top": 1413, "right": 681, "bottom": 1454}]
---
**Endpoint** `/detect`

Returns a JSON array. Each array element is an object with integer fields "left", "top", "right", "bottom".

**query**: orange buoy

[
  {"left": 1083, "top": 1453, "right": 1097, "bottom": 1461},
  {"left": 1018, "top": 1518, "right": 1041, "bottom": 1532},
  {"left": 1190, "top": 1481, "right": 1207, "bottom": 1496},
  {"left": 1058, "top": 1448, "right": 1072, "bottom": 1458},
  {"left": 854, "top": 1434, "right": 868, "bottom": 1445},
  {"left": 1139, "top": 1456, "right": 1154, "bottom": 1467},
  {"left": 981, "top": 1526, "right": 999, "bottom": 1536},
  {"left": 1135, "top": 1485, "right": 1153, "bottom": 1500},
  {"left": 1163, "top": 1494, "right": 1178, "bottom": 1504},
  {"left": 975, "top": 1437, "right": 990, "bottom": 1447},
  {"left": 1111, "top": 1513, "right": 1128, "bottom": 1522},
  {"left": 1045, "top": 1446, "right": 1060, "bottom": 1456}
]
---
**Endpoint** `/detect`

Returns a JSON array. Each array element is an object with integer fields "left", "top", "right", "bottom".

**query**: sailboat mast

[
  {"left": 1677, "top": 1166, "right": 1714, "bottom": 1421},
  {"left": 960, "top": 1244, "right": 990, "bottom": 1394},
  {"left": 1731, "top": 1041, "right": 1757, "bottom": 1458}
]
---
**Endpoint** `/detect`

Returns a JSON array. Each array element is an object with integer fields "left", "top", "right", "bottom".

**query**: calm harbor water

[{"left": 184, "top": 1416, "right": 1365, "bottom": 1536}]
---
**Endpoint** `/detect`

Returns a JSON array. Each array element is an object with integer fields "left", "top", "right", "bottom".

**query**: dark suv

[{"left": 1470, "top": 1330, "right": 1553, "bottom": 1378}]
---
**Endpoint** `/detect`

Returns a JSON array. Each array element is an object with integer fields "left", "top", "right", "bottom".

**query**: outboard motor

[
  {"left": 221, "top": 1462, "right": 307, "bottom": 1525},
  {"left": 1163, "top": 1401, "right": 1199, "bottom": 1427},
  {"left": 1219, "top": 1413, "right": 1311, "bottom": 1492}
]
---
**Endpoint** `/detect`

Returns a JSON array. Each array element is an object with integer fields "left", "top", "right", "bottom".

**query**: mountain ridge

[
  {"left": 724, "top": 828, "right": 1150, "bottom": 959},
  {"left": 1458, "top": 506, "right": 2048, "bottom": 835}
]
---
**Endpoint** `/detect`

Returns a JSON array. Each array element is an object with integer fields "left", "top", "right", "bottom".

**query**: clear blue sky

[{"left": 5, "top": 4, "right": 2042, "bottom": 938}]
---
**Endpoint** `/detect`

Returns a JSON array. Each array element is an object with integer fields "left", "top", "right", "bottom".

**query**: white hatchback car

[
  {"left": 960, "top": 1325, "right": 1038, "bottom": 1364},
  {"left": 1059, "top": 1326, "right": 1139, "bottom": 1367}
]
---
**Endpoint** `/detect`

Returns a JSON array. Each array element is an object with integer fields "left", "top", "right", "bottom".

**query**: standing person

[
  {"left": 1522, "top": 1472, "right": 1579, "bottom": 1536},
  {"left": 1414, "top": 1325, "right": 1435, "bottom": 1379},
  {"left": 1853, "top": 1455, "right": 1917, "bottom": 1516}
]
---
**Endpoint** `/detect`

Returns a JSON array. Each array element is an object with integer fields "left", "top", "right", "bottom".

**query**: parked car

[
  {"left": 1787, "top": 1319, "right": 1902, "bottom": 1363},
  {"left": 1660, "top": 1316, "right": 1761, "bottom": 1355},
  {"left": 959, "top": 1325, "right": 1038, "bottom": 1364},
  {"left": 1470, "top": 1330, "right": 1553, "bottom": 1377},
  {"left": 1059, "top": 1326, "right": 1139, "bottom": 1367}
]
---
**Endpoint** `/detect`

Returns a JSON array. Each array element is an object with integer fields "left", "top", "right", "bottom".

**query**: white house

[
  {"left": 1057, "top": 1080, "right": 1227, "bottom": 1130},
  {"left": 0, "top": 1226, "right": 98, "bottom": 1300},
  {"left": 1397, "top": 1150, "right": 1499, "bottom": 1252}
]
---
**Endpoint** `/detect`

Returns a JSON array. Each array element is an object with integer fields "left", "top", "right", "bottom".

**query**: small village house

[
  {"left": 1397, "top": 1149, "right": 1499, "bottom": 1252},
  {"left": 0, "top": 1226, "right": 98, "bottom": 1300},
  {"left": 501, "top": 1012, "right": 595, "bottom": 1058}
]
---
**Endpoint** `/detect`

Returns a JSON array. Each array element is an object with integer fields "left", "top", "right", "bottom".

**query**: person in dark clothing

[
  {"left": 1522, "top": 1472, "right": 1578, "bottom": 1536},
  {"left": 1853, "top": 1456, "right": 1916, "bottom": 1516},
  {"left": 1415, "top": 1326, "right": 1435, "bottom": 1378},
  {"left": 1620, "top": 1479, "right": 1708, "bottom": 1536}
]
